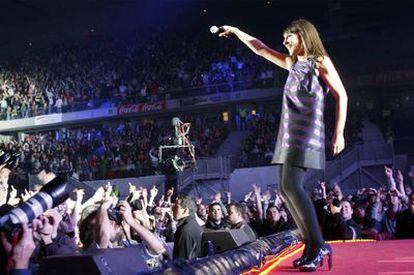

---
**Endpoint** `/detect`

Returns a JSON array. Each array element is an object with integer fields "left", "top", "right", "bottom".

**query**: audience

[
  {"left": 0, "top": 27, "right": 277, "bottom": 121},
  {"left": 1, "top": 158, "right": 414, "bottom": 274},
  {"left": 0, "top": 114, "right": 227, "bottom": 181}
]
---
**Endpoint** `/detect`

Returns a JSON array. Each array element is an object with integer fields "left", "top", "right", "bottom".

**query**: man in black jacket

[
  {"left": 203, "top": 203, "right": 228, "bottom": 231},
  {"left": 323, "top": 200, "right": 361, "bottom": 240},
  {"left": 259, "top": 205, "right": 293, "bottom": 237},
  {"left": 172, "top": 195, "right": 203, "bottom": 260},
  {"left": 395, "top": 193, "right": 414, "bottom": 239}
]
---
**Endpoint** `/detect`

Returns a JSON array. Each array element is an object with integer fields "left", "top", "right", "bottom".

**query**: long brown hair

[{"left": 283, "top": 19, "right": 328, "bottom": 60}]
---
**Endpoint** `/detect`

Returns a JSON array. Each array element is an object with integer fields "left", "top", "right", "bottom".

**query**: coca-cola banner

[{"left": 118, "top": 101, "right": 166, "bottom": 115}]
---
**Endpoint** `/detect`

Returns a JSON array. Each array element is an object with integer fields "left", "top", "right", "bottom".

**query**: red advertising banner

[{"left": 118, "top": 101, "right": 166, "bottom": 115}]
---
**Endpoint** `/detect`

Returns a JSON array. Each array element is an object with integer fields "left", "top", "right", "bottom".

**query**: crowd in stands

[
  {"left": 1, "top": 114, "right": 228, "bottom": 181},
  {"left": 238, "top": 107, "right": 364, "bottom": 168},
  {"left": 0, "top": 27, "right": 276, "bottom": 121},
  {"left": 1, "top": 154, "right": 413, "bottom": 273}
]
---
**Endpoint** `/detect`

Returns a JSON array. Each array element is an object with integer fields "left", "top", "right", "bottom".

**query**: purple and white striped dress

[{"left": 272, "top": 58, "right": 327, "bottom": 170}]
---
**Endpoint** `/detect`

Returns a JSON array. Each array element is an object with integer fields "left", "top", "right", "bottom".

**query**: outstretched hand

[{"left": 218, "top": 25, "right": 238, "bottom": 38}]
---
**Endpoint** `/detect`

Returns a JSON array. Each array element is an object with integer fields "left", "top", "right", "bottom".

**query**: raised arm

[
  {"left": 317, "top": 56, "right": 348, "bottom": 155},
  {"left": 220, "top": 26, "right": 293, "bottom": 70}
]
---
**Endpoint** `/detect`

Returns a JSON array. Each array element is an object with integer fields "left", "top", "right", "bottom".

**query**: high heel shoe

[
  {"left": 298, "top": 244, "right": 333, "bottom": 272},
  {"left": 292, "top": 245, "right": 310, "bottom": 268}
]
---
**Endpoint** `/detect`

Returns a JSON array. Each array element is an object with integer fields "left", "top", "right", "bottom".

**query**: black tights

[{"left": 277, "top": 164, "right": 324, "bottom": 255}]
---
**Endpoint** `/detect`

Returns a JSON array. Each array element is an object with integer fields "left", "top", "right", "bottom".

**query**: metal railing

[
  {"left": 181, "top": 156, "right": 232, "bottom": 187},
  {"left": 306, "top": 140, "right": 394, "bottom": 186}
]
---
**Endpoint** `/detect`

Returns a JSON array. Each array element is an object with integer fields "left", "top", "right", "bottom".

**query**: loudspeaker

[
  {"left": 38, "top": 246, "right": 159, "bottom": 275},
  {"left": 202, "top": 229, "right": 251, "bottom": 254}
]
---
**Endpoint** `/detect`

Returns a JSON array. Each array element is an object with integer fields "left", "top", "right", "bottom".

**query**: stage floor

[{"left": 247, "top": 239, "right": 414, "bottom": 275}]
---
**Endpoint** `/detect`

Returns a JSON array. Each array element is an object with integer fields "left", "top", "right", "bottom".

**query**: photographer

[
  {"left": 322, "top": 199, "right": 361, "bottom": 240},
  {"left": 79, "top": 200, "right": 166, "bottom": 255}
]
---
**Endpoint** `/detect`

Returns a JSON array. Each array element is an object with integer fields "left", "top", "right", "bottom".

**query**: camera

[
  {"left": 107, "top": 206, "right": 123, "bottom": 225},
  {"left": 0, "top": 176, "right": 69, "bottom": 234}
]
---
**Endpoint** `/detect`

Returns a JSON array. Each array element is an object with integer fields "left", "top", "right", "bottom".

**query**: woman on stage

[{"left": 219, "top": 20, "right": 347, "bottom": 271}]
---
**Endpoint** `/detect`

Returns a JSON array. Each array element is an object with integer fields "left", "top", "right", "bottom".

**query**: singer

[{"left": 218, "top": 20, "right": 347, "bottom": 272}]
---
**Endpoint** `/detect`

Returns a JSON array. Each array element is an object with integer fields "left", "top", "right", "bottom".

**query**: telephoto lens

[{"left": 0, "top": 176, "right": 69, "bottom": 233}]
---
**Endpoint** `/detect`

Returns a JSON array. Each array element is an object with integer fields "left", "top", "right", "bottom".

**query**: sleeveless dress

[{"left": 271, "top": 58, "right": 327, "bottom": 170}]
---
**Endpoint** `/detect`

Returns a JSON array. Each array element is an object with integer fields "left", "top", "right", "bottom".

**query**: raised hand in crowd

[
  {"left": 96, "top": 200, "right": 114, "bottom": 249},
  {"left": 1, "top": 223, "right": 36, "bottom": 270},
  {"left": 91, "top": 186, "right": 106, "bottom": 204},
  {"left": 148, "top": 185, "right": 158, "bottom": 207},
  {"left": 384, "top": 166, "right": 397, "bottom": 190},
  {"left": 244, "top": 191, "right": 253, "bottom": 202},
  {"left": 118, "top": 200, "right": 166, "bottom": 255},
  {"left": 319, "top": 181, "right": 327, "bottom": 199},
  {"left": 332, "top": 182, "right": 343, "bottom": 201},
  {"left": 7, "top": 185, "right": 20, "bottom": 206},
  {"left": 262, "top": 190, "right": 272, "bottom": 203},
  {"left": 329, "top": 202, "right": 341, "bottom": 215},
  {"left": 104, "top": 182, "right": 113, "bottom": 199},
  {"left": 212, "top": 191, "right": 222, "bottom": 203},
  {"left": 165, "top": 187, "right": 174, "bottom": 205},
  {"left": 157, "top": 195, "right": 165, "bottom": 207},
  {"left": 142, "top": 187, "right": 149, "bottom": 208},
  {"left": 21, "top": 188, "right": 32, "bottom": 202},
  {"left": 128, "top": 182, "right": 136, "bottom": 193},
  {"left": 225, "top": 191, "right": 232, "bottom": 205},
  {"left": 44, "top": 208, "right": 63, "bottom": 239},
  {"left": 396, "top": 170, "right": 404, "bottom": 185},
  {"left": 396, "top": 170, "right": 408, "bottom": 202},
  {"left": 252, "top": 184, "right": 261, "bottom": 198},
  {"left": 37, "top": 169, "right": 56, "bottom": 185}
]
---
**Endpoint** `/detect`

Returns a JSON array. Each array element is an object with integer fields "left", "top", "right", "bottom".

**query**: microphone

[{"left": 210, "top": 25, "right": 225, "bottom": 35}]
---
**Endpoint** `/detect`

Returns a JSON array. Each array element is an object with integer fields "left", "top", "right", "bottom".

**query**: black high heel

[
  {"left": 292, "top": 245, "right": 310, "bottom": 268},
  {"left": 298, "top": 244, "right": 333, "bottom": 272}
]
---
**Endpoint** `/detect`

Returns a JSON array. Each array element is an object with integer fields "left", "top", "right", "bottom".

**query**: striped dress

[{"left": 272, "top": 57, "right": 327, "bottom": 170}]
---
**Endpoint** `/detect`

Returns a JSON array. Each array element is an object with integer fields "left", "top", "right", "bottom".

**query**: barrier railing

[{"left": 143, "top": 230, "right": 297, "bottom": 274}]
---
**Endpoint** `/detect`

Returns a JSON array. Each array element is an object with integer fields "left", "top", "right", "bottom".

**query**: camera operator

[{"left": 322, "top": 199, "right": 361, "bottom": 240}]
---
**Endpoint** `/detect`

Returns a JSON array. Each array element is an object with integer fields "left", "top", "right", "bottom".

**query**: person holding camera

[
  {"left": 322, "top": 199, "right": 361, "bottom": 241},
  {"left": 79, "top": 200, "right": 166, "bottom": 255}
]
